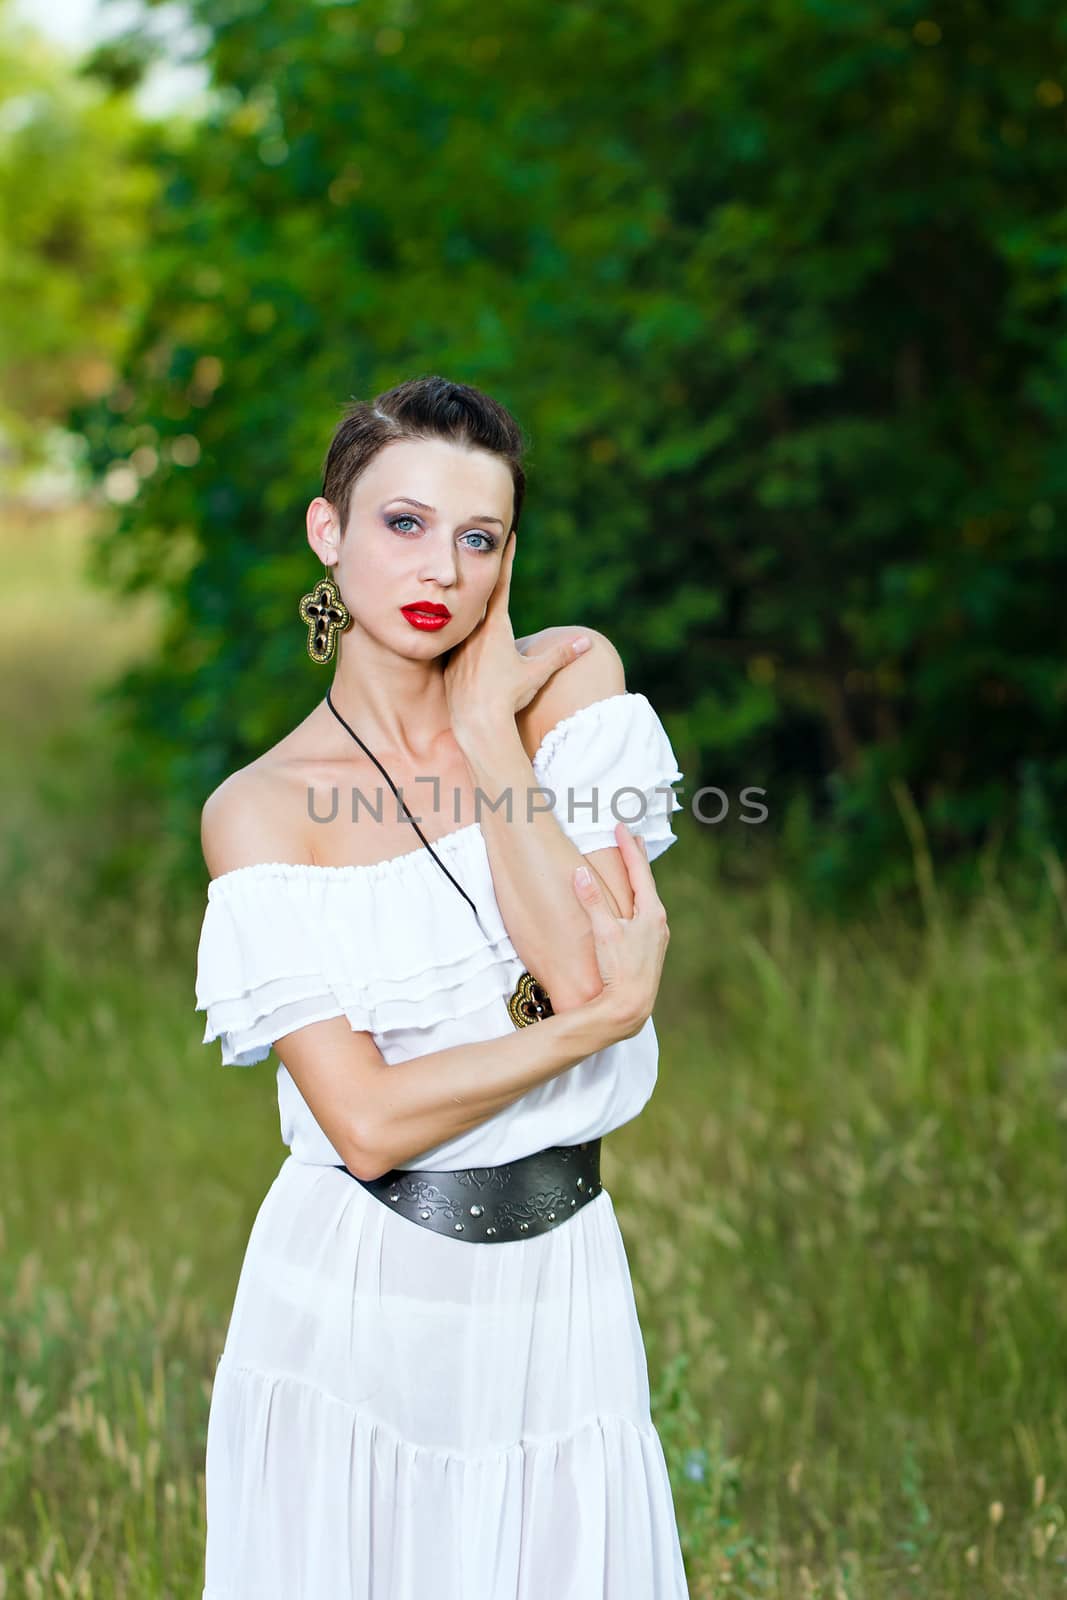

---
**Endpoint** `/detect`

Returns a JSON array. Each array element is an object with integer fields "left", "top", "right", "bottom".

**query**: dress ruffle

[
  {"left": 204, "top": 1365, "right": 684, "bottom": 1600},
  {"left": 197, "top": 693, "right": 691, "bottom": 1594},
  {"left": 194, "top": 692, "right": 684, "bottom": 1068},
  {"left": 201, "top": 1156, "right": 690, "bottom": 1599},
  {"left": 195, "top": 829, "right": 517, "bottom": 1065},
  {"left": 532, "top": 691, "right": 684, "bottom": 860}
]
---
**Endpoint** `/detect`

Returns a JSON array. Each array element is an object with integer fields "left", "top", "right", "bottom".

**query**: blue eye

[{"left": 386, "top": 514, "right": 498, "bottom": 553}]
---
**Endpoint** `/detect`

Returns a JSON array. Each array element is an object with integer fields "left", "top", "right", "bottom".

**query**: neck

[{"left": 325, "top": 629, "right": 454, "bottom": 763}]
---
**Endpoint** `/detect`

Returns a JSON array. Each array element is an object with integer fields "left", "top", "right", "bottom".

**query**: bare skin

[
  {"left": 200, "top": 434, "right": 671, "bottom": 1176},
  {"left": 203, "top": 435, "right": 592, "bottom": 874}
]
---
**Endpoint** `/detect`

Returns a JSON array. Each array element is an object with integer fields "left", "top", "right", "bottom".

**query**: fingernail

[
  {"left": 572, "top": 637, "right": 591, "bottom": 654},
  {"left": 575, "top": 866, "right": 592, "bottom": 888}
]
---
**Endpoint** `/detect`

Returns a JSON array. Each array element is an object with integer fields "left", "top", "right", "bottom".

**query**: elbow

[
  {"left": 544, "top": 973, "right": 605, "bottom": 1014},
  {"left": 544, "top": 930, "right": 609, "bottom": 1013},
  {"left": 339, "top": 1118, "right": 394, "bottom": 1183}
]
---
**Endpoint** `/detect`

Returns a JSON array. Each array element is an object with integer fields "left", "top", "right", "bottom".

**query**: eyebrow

[{"left": 383, "top": 496, "right": 505, "bottom": 529}]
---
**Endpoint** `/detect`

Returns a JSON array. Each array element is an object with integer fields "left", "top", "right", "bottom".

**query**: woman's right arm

[{"left": 275, "top": 824, "right": 670, "bottom": 1179}]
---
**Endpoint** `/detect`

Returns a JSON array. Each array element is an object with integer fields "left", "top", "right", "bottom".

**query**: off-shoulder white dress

[{"left": 194, "top": 692, "right": 690, "bottom": 1600}]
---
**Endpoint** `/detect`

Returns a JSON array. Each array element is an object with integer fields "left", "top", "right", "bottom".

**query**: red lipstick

[{"left": 400, "top": 603, "right": 452, "bottom": 632}]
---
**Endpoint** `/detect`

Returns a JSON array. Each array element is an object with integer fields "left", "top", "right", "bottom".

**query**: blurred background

[{"left": 3, "top": 0, "right": 1067, "bottom": 1593}]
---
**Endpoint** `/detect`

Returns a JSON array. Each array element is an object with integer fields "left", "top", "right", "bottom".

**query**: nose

[{"left": 417, "top": 531, "right": 458, "bottom": 589}]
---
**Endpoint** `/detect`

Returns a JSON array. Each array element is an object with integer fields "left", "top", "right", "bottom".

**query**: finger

[
  {"left": 485, "top": 530, "right": 517, "bottom": 620},
  {"left": 612, "top": 822, "right": 658, "bottom": 911},
  {"left": 572, "top": 862, "right": 621, "bottom": 928},
  {"left": 528, "top": 635, "right": 592, "bottom": 694}
]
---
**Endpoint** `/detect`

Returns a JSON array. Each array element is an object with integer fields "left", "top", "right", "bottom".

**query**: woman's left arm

[
  {"left": 454, "top": 632, "right": 638, "bottom": 1013},
  {"left": 445, "top": 532, "right": 643, "bottom": 1012}
]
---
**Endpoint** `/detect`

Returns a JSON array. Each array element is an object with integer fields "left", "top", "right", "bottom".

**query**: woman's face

[{"left": 326, "top": 436, "right": 514, "bottom": 653}]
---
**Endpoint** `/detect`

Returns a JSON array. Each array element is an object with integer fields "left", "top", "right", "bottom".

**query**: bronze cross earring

[{"left": 299, "top": 560, "right": 353, "bottom": 664}]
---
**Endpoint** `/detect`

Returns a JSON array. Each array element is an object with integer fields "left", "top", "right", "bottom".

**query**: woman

[{"left": 195, "top": 376, "right": 690, "bottom": 1598}]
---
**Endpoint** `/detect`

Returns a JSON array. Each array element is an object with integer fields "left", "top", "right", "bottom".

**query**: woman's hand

[
  {"left": 443, "top": 531, "right": 590, "bottom": 736},
  {"left": 572, "top": 822, "right": 671, "bottom": 1042}
]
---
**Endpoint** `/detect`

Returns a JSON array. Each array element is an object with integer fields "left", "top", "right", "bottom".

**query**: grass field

[{"left": 3, "top": 505, "right": 1067, "bottom": 1597}]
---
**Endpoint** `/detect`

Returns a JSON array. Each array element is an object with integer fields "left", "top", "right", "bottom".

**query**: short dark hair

[{"left": 321, "top": 376, "right": 528, "bottom": 537}]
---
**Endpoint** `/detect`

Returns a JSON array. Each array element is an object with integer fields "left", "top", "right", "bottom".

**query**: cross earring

[{"left": 299, "top": 561, "right": 353, "bottom": 664}]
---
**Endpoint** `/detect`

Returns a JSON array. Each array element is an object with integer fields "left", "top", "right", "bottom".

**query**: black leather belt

[{"left": 334, "top": 1138, "right": 602, "bottom": 1243}]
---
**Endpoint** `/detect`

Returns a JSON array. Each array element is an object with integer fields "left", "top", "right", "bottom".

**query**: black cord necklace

[
  {"left": 326, "top": 686, "right": 481, "bottom": 921},
  {"left": 324, "top": 687, "right": 554, "bottom": 1028}
]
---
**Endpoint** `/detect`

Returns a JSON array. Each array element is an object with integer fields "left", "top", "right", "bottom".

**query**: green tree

[
  {"left": 69, "top": 0, "right": 1067, "bottom": 904},
  {"left": 0, "top": 3, "right": 158, "bottom": 481}
]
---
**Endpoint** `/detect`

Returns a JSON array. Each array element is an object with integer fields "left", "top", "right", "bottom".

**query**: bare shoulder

[
  {"left": 515, "top": 626, "right": 627, "bottom": 756},
  {"left": 200, "top": 753, "right": 311, "bottom": 879}
]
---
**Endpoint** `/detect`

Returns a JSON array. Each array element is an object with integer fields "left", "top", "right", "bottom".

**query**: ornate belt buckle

[{"left": 507, "top": 970, "right": 554, "bottom": 1028}]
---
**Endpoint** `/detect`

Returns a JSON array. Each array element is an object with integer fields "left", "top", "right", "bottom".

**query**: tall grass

[{"left": 3, "top": 506, "right": 1067, "bottom": 1597}]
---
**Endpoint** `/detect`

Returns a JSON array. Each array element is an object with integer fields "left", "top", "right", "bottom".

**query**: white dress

[{"left": 194, "top": 691, "right": 690, "bottom": 1600}]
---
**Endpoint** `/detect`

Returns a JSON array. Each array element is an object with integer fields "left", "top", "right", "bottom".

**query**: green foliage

[
  {"left": 0, "top": 3, "right": 159, "bottom": 475},
  {"left": 8, "top": 779, "right": 1067, "bottom": 1594},
  {"left": 6, "top": 504, "right": 1067, "bottom": 1593},
  {"left": 62, "top": 0, "right": 1067, "bottom": 904}
]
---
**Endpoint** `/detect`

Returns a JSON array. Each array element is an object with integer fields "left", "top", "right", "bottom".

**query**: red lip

[{"left": 400, "top": 604, "right": 452, "bottom": 632}]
